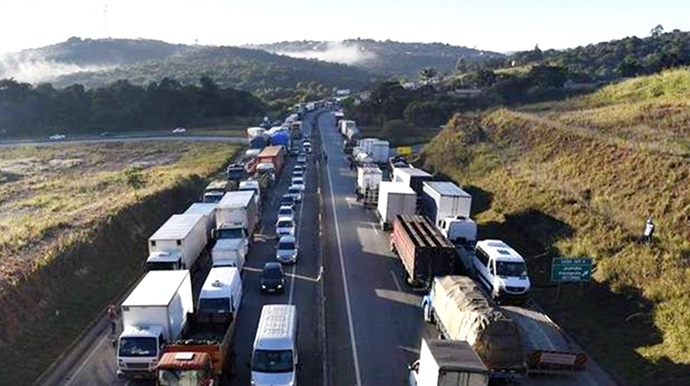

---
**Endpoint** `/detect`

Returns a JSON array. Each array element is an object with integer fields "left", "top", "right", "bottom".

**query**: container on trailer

[
  {"left": 422, "top": 181, "right": 472, "bottom": 226},
  {"left": 183, "top": 203, "right": 217, "bottom": 240},
  {"left": 257, "top": 146, "right": 285, "bottom": 175},
  {"left": 377, "top": 181, "right": 417, "bottom": 230},
  {"left": 147, "top": 214, "right": 208, "bottom": 271}
]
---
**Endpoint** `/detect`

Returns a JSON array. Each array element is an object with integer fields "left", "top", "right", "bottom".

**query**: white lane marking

[
  {"left": 390, "top": 270, "right": 402, "bottom": 292},
  {"left": 325, "top": 135, "right": 363, "bottom": 386},
  {"left": 64, "top": 332, "right": 108, "bottom": 385},
  {"left": 371, "top": 223, "right": 379, "bottom": 235}
]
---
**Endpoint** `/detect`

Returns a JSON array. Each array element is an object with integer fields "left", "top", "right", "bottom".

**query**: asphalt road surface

[{"left": 316, "top": 111, "right": 618, "bottom": 386}]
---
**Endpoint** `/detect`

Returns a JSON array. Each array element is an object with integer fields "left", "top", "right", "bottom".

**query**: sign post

[{"left": 551, "top": 258, "right": 593, "bottom": 299}]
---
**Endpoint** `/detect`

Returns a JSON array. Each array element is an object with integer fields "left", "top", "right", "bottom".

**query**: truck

[
  {"left": 390, "top": 215, "right": 457, "bottom": 288},
  {"left": 146, "top": 214, "right": 208, "bottom": 271},
  {"left": 340, "top": 120, "right": 356, "bottom": 137},
  {"left": 269, "top": 129, "right": 291, "bottom": 150},
  {"left": 257, "top": 145, "right": 285, "bottom": 176},
  {"left": 393, "top": 167, "right": 434, "bottom": 212},
  {"left": 183, "top": 203, "right": 217, "bottom": 240},
  {"left": 422, "top": 181, "right": 477, "bottom": 243},
  {"left": 423, "top": 276, "right": 587, "bottom": 378},
  {"left": 117, "top": 270, "right": 194, "bottom": 379},
  {"left": 290, "top": 121, "right": 302, "bottom": 140},
  {"left": 421, "top": 275, "right": 526, "bottom": 379},
  {"left": 377, "top": 182, "right": 417, "bottom": 230},
  {"left": 239, "top": 179, "right": 262, "bottom": 207},
  {"left": 213, "top": 191, "right": 258, "bottom": 265},
  {"left": 160, "top": 268, "right": 240, "bottom": 382},
  {"left": 408, "top": 338, "right": 489, "bottom": 386},
  {"left": 156, "top": 352, "right": 216, "bottom": 385},
  {"left": 356, "top": 166, "right": 382, "bottom": 207},
  {"left": 358, "top": 138, "right": 390, "bottom": 164},
  {"left": 203, "top": 180, "right": 237, "bottom": 203},
  {"left": 334, "top": 111, "right": 344, "bottom": 128},
  {"left": 226, "top": 163, "right": 246, "bottom": 181}
]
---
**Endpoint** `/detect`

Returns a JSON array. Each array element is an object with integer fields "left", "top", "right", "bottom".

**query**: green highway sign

[{"left": 551, "top": 258, "right": 593, "bottom": 283}]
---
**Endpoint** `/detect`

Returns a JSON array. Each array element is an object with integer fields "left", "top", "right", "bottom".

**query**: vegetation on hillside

[
  {"left": 422, "top": 69, "right": 690, "bottom": 385},
  {"left": 248, "top": 38, "right": 504, "bottom": 76},
  {"left": 0, "top": 77, "right": 265, "bottom": 138},
  {"left": 0, "top": 142, "right": 239, "bottom": 383}
]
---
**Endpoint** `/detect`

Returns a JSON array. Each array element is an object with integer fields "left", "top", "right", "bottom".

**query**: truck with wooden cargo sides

[
  {"left": 422, "top": 276, "right": 587, "bottom": 380},
  {"left": 146, "top": 214, "right": 208, "bottom": 272},
  {"left": 390, "top": 214, "right": 457, "bottom": 288},
  {"left": 408, "top": 338, "right": 489, "bottom": 386},
  {"left": 256, "top": 145, "right": 285, "bottom": 176},
  {"left": 117, "top": 270, "right": 194, "bottom": 380}
]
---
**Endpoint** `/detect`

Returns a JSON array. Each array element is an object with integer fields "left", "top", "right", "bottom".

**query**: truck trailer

[
  {"left": 117, "top": 270, "right": 194, "bottom": 379},
  {"left": 146, "top": 214, "right": 208, "bottom": 271},
  {"left": 376, "top": 182, "right": 417, "bottom": 230},
  {"left": 356, "top": 166, "right": 383, "bottom": 207},
  {"left": 183, "top": 203, "right": 217, "bottom": 240},
  {"left": 421, "top": 181, "right": 477, "bottom": 244},
  {"left": 408, "top": 338, "right": 489, "bottom": 386},
  {"left": 256, "top": 146, "right": 285, "bottom": 176},
  {"left": 390, "top": 215, "right": 457, "bottom": 288}
]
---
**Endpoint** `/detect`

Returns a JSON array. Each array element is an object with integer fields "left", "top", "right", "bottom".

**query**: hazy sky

[{"left": 1, "top": 0, "right": 688, "bottom": 54}]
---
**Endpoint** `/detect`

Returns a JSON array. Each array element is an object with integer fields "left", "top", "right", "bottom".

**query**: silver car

[
  {"left": 275, "top": 217, "right": 296, "bottom": 238},
  {"left": 287, "top": 186, "right": 303, "bottom": 202},
  {"left": 276, "top": 235, "right": 298, "bottom": 263}
]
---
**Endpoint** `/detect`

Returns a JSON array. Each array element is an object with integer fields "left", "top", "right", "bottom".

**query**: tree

[{"left": 650, "top": 24, "right": 664, "bottom": 37}]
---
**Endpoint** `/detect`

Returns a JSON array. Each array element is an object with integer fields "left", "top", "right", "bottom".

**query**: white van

[
  {"left": 197, "top": 267, "right": 242, "bottom": 316},
  {"left": 473, "top": 240, "right": 531, "bottom": 303},
  {"left": 251, "top": 305, "right": 298, "bottom": 385}
]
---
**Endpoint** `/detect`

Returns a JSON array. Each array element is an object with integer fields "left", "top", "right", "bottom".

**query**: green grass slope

[{"left": 423, "top": 69, "right": 690, "bottom": 385}]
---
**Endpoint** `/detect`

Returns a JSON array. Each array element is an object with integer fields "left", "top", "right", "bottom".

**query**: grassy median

[
  {"left": 423, "top": 69, "right": 690, "bottom": 385},
  {"left": 0, "top": 141, "right": 239, "bottom": 384}
]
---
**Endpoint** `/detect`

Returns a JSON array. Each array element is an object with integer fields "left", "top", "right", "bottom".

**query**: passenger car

[{"left": 260, "top": 262, "right": 285, "bottom": 293}]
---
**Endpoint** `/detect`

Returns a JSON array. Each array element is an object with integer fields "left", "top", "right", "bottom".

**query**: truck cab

[
  {"left": 238, "top": 180, "right": 261, "bottom": 207},
  {"left": 474, "top": 240, "right": 531, "bottom": 302},
  {"left": 408, "top": 338, "right": 488, "bottom": 386},
  {"left": 211, "top": 237, "right": 247, "bottom": 270},
  {"left": 118, "top": 326, "right": 166, "bottom": 379},
  {"left": 156, "top": 351, "right": 215, "bottom": 386},
  {"left": 438, "top": 216, "right": 477, "bottom": 245},
  {"left": 213, "top": 225, "right": 249, "bottom": 256},
  {"left": 147, "top": 250, "right": 185, "bottom": 271},
  {"left": 226, "top": 163, "right": 246, "bottom": 181}
]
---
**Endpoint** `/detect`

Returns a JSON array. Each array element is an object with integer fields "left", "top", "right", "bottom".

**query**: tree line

[{"left": 0, "top": 77, "right": 266, "bottom": 137}]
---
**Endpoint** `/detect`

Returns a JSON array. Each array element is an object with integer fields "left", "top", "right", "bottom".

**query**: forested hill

[
  {"left": 0, "top": 37, "right": 374, "bottom": 92},
  {"left": 247, "top": 39, "right": 504, "bottom": 76}
]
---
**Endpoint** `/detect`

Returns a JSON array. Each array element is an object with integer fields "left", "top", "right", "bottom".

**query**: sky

[{"left": 0, "top": 0, "right": 689, "bottom": 54}]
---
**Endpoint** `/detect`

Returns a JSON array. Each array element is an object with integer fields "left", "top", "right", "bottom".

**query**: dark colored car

[{"left": 260, "top": 262, "right": 285, "bottom": 293}]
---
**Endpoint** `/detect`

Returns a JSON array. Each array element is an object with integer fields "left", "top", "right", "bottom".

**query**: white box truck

[
  {"left": 377, "top": 182, "right": 417, "bottom": 230},
  {"left": 422, "top": 181, "right": 477, "bottom": 244},
  {"left": 212, "top": 237, "right": 248, "bottom": 271},
  {"left": 214, "top": 191, "right": 257, "bottom": 261},
  {"left": 117, "top": 270, "right": 193, "bottom": 379},
  {"left": 147, "top": 214, "right": 208, "bottom": 271},
  {"left": 408, "top": 338, "right": 489, "bottom": 386},
  {"left": 183, "top": 203, "right": 217, "bottom": 240}
]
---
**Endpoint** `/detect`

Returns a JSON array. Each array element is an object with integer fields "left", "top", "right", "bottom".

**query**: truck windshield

[
  {"left": 496, "top": 261, "right": 528, "bottom": 277},
  {"left": 119, "top": 337, "right": 158, "bottom": 357},
  {"left": 216, "top": 228, "right": 244, "bottom": 239},
  {"left": 198, "top": 297, "right": 231, "bottom": 314},
  {"left": 204, "top": 193, "right": 224, "bottom": 203},
  {"left": 252, "top": 349, "right": 294, "bottom": 373},
  {"left": 158, "top": 369, "right": 205, "bottom": 386}
]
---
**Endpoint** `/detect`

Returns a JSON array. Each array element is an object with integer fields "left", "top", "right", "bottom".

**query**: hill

[
  {"left": 247, "top": 39, "right": 504, "bottom": 77},
  {"left": 422, "top": 68, "right": 690, "bottom": 386},
  {"left": 0, "top": 38, "right": 374, "bottom": 93}
]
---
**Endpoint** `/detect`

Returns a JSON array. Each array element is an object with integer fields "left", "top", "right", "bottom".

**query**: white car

[
  {"left": 292, "top": 170, "right": 305, "bottom": 180},
  {"left": 278, "top": 205, "right": 295, "bottom": 221},
  {"left": 287, "top": 186, "right": 303, "bottom": 202},
  {"left": 291, "top": 177, "right": 305, "bottom": 191},
  {"left": 48, "top": 134, "right": 66, "bottom": 141},
  {"left": 276, "top": 235, "right": 298, "bottom": 264},
  {"left": 172, "top": 127, "right": 186, "bottom": 134},
  {"left": 275, "top": 217, "right": 296, "bottom": 238}
]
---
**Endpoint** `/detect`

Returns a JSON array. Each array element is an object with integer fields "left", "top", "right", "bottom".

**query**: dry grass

[{"left": 423, "top": 69, "right": 690, "bottom": 385}]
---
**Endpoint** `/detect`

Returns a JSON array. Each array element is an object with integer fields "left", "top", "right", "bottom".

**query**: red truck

[
  {"left": 257, "top": 145, "right": 285, "bottom": 176},
  {"left": 390, "top": 214, "right": 457, "bottom": 288}
]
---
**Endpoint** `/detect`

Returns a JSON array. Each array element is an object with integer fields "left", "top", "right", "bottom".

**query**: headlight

[
  {"left": 118, "top": 359, "right": 125, "bottom": 367},
  {"left": 277, "top": 284, "right": 283, "bottom": 288},
  {"left": 261, "top": 285, "right": 267, "bottom": 289}
]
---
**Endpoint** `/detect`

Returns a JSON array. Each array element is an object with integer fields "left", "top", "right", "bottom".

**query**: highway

[{"left": 39, "top": 110, "right": 618, "bottom": 386}]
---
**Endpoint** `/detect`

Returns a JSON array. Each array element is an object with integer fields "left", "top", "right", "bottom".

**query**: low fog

[
  {"left": 277, "top": 42, "right": 377, "bottom": 66},
  {"left": 0, "top": 52, "right": 112, "bottom": 84}
]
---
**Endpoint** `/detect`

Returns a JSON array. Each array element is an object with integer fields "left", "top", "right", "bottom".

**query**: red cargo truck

[{"left": 257, "top": 146, "right": 285, "bottom": 176}]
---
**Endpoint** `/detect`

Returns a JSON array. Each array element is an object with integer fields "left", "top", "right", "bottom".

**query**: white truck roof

[
  {"left": 149, "top": 214, "right": 205, "bottom": 241},
  {"left": 476, "top": 240, "right": 525, "bottom": 263},
  {"left": 218, "top": 190, "right": 255, "bottom": 209},
  {"left": 424, "top": 181, "right": 471, "bottom": 198},
  {"left": 123, "top": 270, "right": 190, "bottom": 307},
  {"left": 239, "top": 180, "right": 260, "bottom": 189},
  {"left": 394, "top": 167, "right": 432, "bottom": 178},
  {"left": 184, "top": 203, "right": 217, "bottom": 216},
  {"left": 379, "top": 181, "right": 416, "bottom": 195},
  {"left": 147, "top": 250, "right": 183, "bottom": 263},
  {"left": 200, "top": 267, "right": 240, "bottom": 300},
  {"left": 254, "top": 305, "right": 297, "bottom": 351}
]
